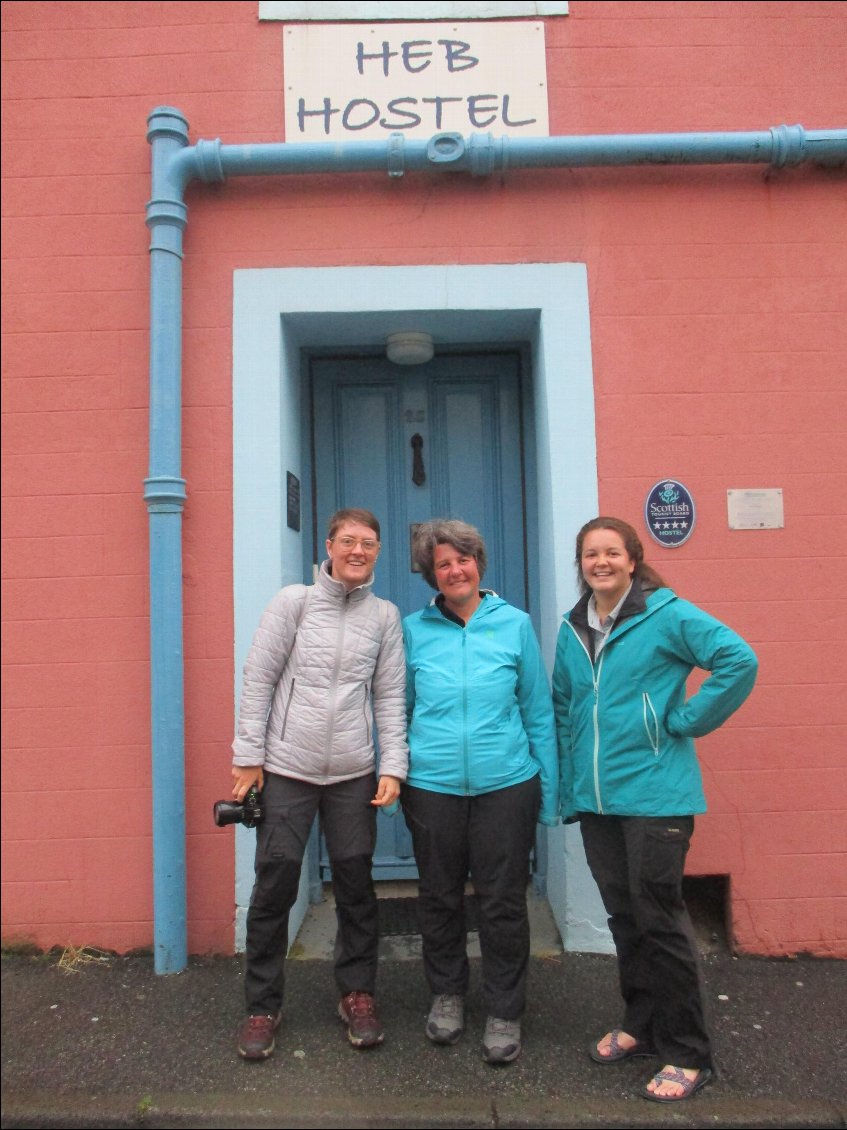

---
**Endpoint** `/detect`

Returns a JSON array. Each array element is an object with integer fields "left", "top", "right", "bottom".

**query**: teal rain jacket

[
  {"left": 403, "top": 593, "right": 559, "bottom": 826},
  {"left": 552, "top": 583, "right": 758, "bottom": 820}
]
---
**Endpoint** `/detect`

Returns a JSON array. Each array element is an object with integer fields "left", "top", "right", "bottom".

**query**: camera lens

[{"left": 213, "top": 800, "right": 243, "bottom": 827}]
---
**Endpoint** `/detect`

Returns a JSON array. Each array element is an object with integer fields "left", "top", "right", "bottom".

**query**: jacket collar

[
  {"left": 570, "top": 577, "right": 641, "bottom": 626},
  {"left": 318, "top": 559, "right": 374, "bottom": 602},
  {"left": 420, "top": 589, "right": 501, "bottom": 622},
  {"left": 568, "top": 576, "right": 668, "bottom": 631}
]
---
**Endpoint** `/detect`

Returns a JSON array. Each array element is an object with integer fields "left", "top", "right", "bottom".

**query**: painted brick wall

[{"left": 2, "top": 1, "right": 845, "bottom": 956}]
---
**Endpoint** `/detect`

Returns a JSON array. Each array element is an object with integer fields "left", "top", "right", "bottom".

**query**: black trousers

[
  {"left": 244, "top": 771, "right": 378, "bottom": 1015},
  {"left": 579, "top": 812, "right": 713, "bottom": 1070},
  {"left": 402, "top": 775, "right": 541, "bottom": 1020}
]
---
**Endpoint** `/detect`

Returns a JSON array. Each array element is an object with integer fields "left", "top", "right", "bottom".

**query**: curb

[{"left": 3, "top": 1093, "right": 846, "bottom": 1130}]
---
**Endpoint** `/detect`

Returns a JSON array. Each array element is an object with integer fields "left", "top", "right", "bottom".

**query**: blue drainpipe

[
  {"left": 146, "top": 108, "right": 846, "bottom": 972},
  {"left": 145, "top": 108, "right": 190, "bottom": 974}
]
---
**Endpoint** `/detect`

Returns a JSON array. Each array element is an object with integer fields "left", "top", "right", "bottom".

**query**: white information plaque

[
  {"left": 727, "top": 489, "right": 784, "bottom": 530},
  {"left": 283, "top": 21, "right": 549, "bottom": 142}
]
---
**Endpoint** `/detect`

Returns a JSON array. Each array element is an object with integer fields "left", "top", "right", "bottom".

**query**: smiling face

[
  {"left": 580, "top": 527, "right": 636, "bottom": 610},
  {"left": 433, "top": 542, "right": 482, "bottom": 618},
  {"left": 326, "top": 521, "right": 380, "bottom": 591}
]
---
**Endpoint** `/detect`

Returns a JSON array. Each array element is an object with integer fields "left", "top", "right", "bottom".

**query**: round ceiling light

[{"left": 386, "top": 331, "right": 435, "bottom": 365}]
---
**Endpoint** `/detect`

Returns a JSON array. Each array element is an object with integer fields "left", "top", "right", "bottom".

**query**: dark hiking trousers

[{"left": 244, "top": 771, "right": 378, "bottom": 1016}]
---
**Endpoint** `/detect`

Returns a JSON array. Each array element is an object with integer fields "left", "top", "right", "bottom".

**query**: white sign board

[
  {"left": 727, "top": 489, "right": 785, "bottom": 530},
  {"left": 283, "top": 21, "right": 549, "bottom": 142}
]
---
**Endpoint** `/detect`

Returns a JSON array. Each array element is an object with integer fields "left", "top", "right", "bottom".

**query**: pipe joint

[
  {"left": 426, "top": 132, "right": 466, "bottom": 167},
  {"left": 146, "top": 199, "right": 187, "bottom": 257},
  {"left": 146, "top": 197, "right": 188, "bottom": 230},
  {"left": 387, "top": 132, "right": 405, "bottom": 178},
  {"left": 144, "top": 476, "right": 187, "bottom": 513},
  {"left": 467, "top": 132, "right": 507, "bottom": 177},
  {"left": 770, "top": 124, "right": 807, "bottom": 168},
  {"left": 194, "top": 138, "right": 225, "bottom": 184},
  {"left": 146, "top": 106, "right": 190, "bottom": 147}
]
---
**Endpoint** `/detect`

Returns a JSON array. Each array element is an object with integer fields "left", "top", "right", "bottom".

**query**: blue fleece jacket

[{"left": 403, "top": 593, "right": 559, "bottom": 826}]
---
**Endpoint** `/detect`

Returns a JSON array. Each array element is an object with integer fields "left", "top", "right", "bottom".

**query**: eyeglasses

[{"left": 332, "top": 536, "right": 380, "bottom": 552}]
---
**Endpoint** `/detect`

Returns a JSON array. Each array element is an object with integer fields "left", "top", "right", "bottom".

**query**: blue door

[{"left": 311, "top": 351, "right": 529, "bottom": 877}]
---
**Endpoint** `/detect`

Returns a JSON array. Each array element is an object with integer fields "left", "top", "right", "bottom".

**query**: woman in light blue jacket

[
  {"left": 403, "top": 519, "right": 558, "bottom": 1066},
  {"left": 552, "top": 517, "right": 757, "bottom": 1104}
]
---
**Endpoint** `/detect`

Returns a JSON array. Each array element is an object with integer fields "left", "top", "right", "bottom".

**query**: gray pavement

[{"left": 2, "top": 887, "right": 845, "bottom": 1129}]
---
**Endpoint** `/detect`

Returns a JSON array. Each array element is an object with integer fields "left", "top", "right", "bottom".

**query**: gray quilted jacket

[{"left": 232, "top": 561, "right": 408, "bottom": 784}]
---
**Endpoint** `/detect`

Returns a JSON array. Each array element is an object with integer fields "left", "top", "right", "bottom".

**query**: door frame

[{"left": 232, "top": 263, "right": 612, "bottom": 955}]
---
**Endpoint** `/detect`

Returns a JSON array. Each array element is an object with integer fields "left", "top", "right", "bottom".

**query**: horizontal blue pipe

[{"left": 166, "top": 123, "right": 847, "bottom": 188}]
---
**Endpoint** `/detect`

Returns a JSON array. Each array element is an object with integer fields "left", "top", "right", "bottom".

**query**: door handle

[{"left": 411, "top": 433, "right": 426, "bottom": 486}]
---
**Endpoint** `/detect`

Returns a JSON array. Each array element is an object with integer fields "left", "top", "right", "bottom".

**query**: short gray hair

[{"left": 413, "top": 519, "right": 487, "bottom": 590}]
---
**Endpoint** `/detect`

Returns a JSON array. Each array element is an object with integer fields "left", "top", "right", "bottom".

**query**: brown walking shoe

[
  {"left": 338, "top": 991, "right": 384, "bottom": 1048},
  {"left": 237, "top": 1012, "right": 281, "bottom": 1060}
]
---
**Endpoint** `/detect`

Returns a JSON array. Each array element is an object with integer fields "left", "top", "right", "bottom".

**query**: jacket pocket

[
  {"left": 642, "top": 693, "right": 660, "bottom": 756},
  {"left": 279, "top": 678, "right": 296, "bottom": 741}
]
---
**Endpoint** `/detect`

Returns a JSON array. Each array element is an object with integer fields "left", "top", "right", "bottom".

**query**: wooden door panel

[{"left": 312, "top": 353, "right": 526, "bottom": 876}]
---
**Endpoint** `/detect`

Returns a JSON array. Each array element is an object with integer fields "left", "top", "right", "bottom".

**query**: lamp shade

[{"left": 386, "top": 331, "right": 434, "bottom": 365}]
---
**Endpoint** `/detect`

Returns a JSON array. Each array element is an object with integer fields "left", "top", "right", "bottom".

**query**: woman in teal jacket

[
  {"left": 403, "top": 519, "right": 558, "bottom": 1066},
  {"left": 552, "top": 517, "right": 757, "bottom": 1103}
]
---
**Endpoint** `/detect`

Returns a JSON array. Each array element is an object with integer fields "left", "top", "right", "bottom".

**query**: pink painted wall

[{"left": 2, "top": 1, "right": 845, "bottom": 957}]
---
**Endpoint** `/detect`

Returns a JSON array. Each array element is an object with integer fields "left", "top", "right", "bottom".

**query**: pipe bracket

[
  {"left": 387, "top": 132, "right": 405, "bottom": 178},
  {"left": 144, "top": 476, "right": 188, "bottom": 513}
]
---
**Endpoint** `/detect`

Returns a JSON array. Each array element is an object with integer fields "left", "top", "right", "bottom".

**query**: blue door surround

[{"left": 232, "top": 263, "right": 612, "bottom": 954}]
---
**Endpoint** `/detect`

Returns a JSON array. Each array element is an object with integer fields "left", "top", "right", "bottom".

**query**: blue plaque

[{"left": 644, "top": 479, "right": 696, "bottom": 548}]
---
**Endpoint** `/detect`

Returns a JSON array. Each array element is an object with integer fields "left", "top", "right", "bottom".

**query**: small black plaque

[{"left": 286, "top": 472, "right": 301, "bottom": 532}]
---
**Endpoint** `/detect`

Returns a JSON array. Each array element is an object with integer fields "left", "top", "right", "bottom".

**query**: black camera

[{"left": 213, "top": 789, "right": 263, "bottom": 828}]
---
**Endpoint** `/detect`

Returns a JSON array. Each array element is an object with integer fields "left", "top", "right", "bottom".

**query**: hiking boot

[
  {"left": 237, "top": 1012, "right": 281, "bottom": 1060},
  {"left": 338, "top": 991, "right": 384, "bottom": 1048},
  {"left": 426, "top": 994, "right": 465, "bottom": 1045},
  {"left": 482, "top": 1016, "right": 522, "bottom": 1064}
]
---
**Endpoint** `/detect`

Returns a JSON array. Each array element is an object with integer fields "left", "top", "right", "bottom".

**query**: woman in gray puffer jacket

[{"left": 230, "top": 508, "right": 408, "bottom": 1060}]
